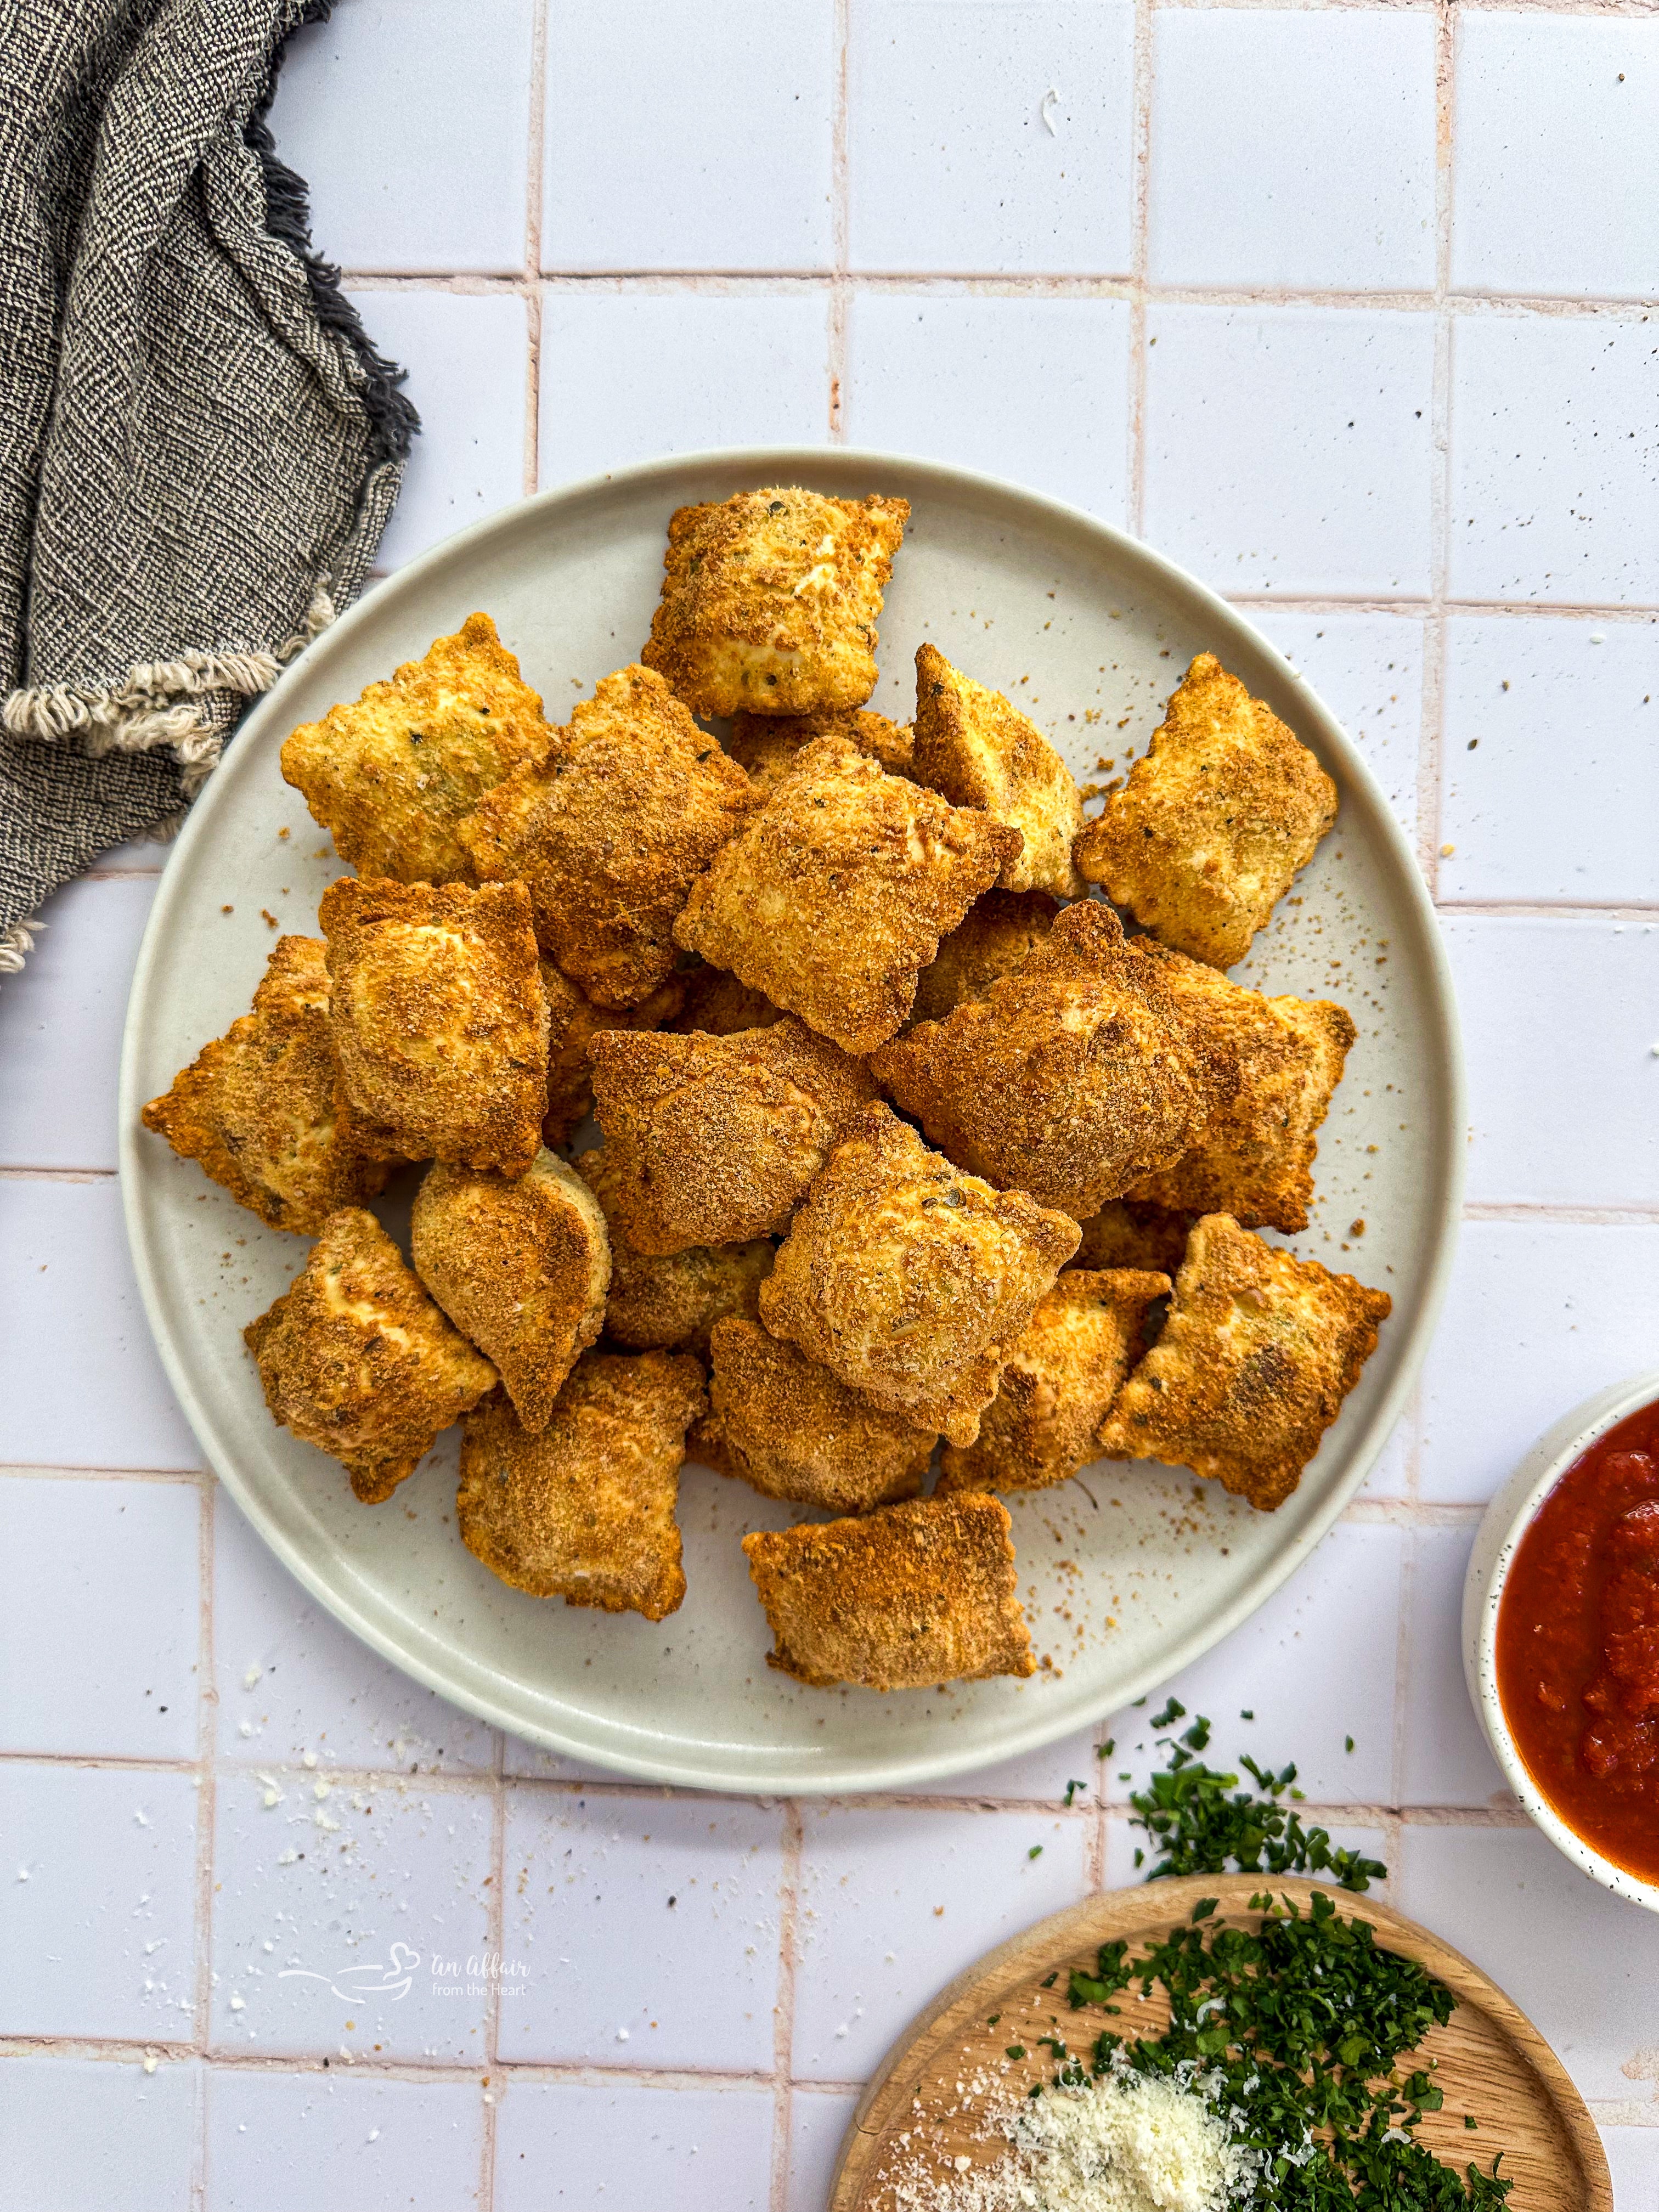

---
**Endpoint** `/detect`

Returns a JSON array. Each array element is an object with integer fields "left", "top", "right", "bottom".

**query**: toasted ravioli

[
  {"left": 411, "top": 1151, "right": 610, "bottom": 1433},
  {"left": 458, "top": 663, "right": 759, "bottom": 1009},
  {"left": 741, "top": 1492, "right": 1035, "bottom": 1691},
  {"left": 909, "top": 889, "right": 1058, "bottom": 1028},
  {"left": 243, "top": 1209, "right": 496, "bottom": 1503},
  {"left": 691, "top": 1316, "right": 934, "bottom": 1515},
  {"left": 577, "top": 1147, "right": 774, "bottom": 1356},
  {"left": 758, "top": 1102, "right": 1079, "bottom": 1447},
  {"left": 1074, "top": 1199, "right": 1193, "bottom": 1278},
  {"left": 279, "top": 612, "right": 549, "bottom": 884},
  {"left": 457, "top": 1352, "right": 704, "bottom": 1621},
  {"left": 937, "top": 1269, "right": 1169, "bottom": 1497},
  {"left": 142, "top": 935, "right": 386, "bottom": 1234},
  {"left": 642, "top": 486, "right": 909, "bottom": 718},
  {"left": 912, "top": 644, "right": 1084, "bottom": 897},
  {"left": 540, "top": 962, "right": 686, "bottom": 1150},
  {"left": 675, "top": 734, "right": 1021, "bottom": 1055},
  {"left": 668, "top": 962, "right": 785, "bottom": 1039},
  {"left": 727, "top": 706, "right": 915, "bottom": 797},
  {"left": 321, "top": 877, "right": 548, "bottom": 1176},
  {"left": 1124, "top": 943, "right": 1356, "bottom": 1233},
  {"left": 1098, "top": 1214, "right": 1391, "bottom": 1510},
  {"left": 870, "top": 901, "right": 1210, "bottom": 1220},
  {"left": 1074, "top": 653, "right": 1338, "bottom": 969},
  {"left": 587, "top": 1018, "right": 878, "bottom": 1255}
]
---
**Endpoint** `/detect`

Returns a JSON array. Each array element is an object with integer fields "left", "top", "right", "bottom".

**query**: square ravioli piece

[
  {"left": 456, "top": 1351, "right": 706, "bottom": 1622},
  {"left": 586, "top": 1016, "right": 878, "bottom": 1254},
  {"left": 726, "top": 706, "right": 915, "bottom": 798},
  {"left": 540, "top": 962, "right": 686, "bottom": 1150},
  {"left": 1074, "top": 652, "right": 1338, "bottom": 969},
  {"left": 758, "top": 1102, "right": 1079, "bottom": 1447},
  {"left": 577, "top": 1147, "right": 774, "bottom": 1358},
  {"left": 141, "top": 934, "right": 386, "bottom": 1234},
  {"left": 279, "top": 612, "right": 549, "bottom": 884},
  {"left": 691, "top": 1316, "right": 935, "bottom": 1515},
  {"left": 741, "top": 1492, "right": 1035, "bottom": 1691},
  {"left": 936, "top": 1269, "right": 1170, "bottom": 1497},
  {"left": 674, "top": 733, "right": 1021, "bottom": 1055},
  {"left": 411, "top": 1150, "right": 610, "bottom": 1433},
  {"left": 1097, "top": 1213, "right": 1392, "bottom": 1510},
  {"left": 244, "top": 1209, "right": 497, "bottom": 1503},
  {"left": 459, "top": 663, "right": 759, "bottom": 1008},
  {"left": 912, "top": 644, "right": 1083, "bottom": 898},
  {"left": 642, "top": 486, "right": 909, "bottom": 718},
  {"left": 870, "top": 900, "right": 1211, "bottom": 1220},
  {"left": 908, "top": 888, "right": 1057, "bottom": 1028},
  {"left": 1125, "top": 943, "right": 1356, "bottom": 1233}
]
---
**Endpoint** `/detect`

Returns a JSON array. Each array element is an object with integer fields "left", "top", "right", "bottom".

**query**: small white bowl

[{"left": 1464, "top": 1369, "right": 1659, "bottom": 1915}]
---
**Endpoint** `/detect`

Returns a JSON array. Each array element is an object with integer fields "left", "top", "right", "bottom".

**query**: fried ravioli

[
  {"left": 907, "top": 889, "right": 1058, "bottom": 1028},
  {"left": 279, "top": 612, "right": 549, "bottom": 884},
  {"left": 1074, "top": 653, "right": 1338, "bottom": 970},
  {"left": 244, "top": 1208, "right": 497, "bottom": 1503},
  {"left": 741, "top": 1492, "right": 1035, "bottom": 1691},
  {"left": 726, "top": 706, "right": 915, "bottom": 797},
  {"left": 937, "top": 1268, "right": 1169, "bottom": 1497},
  {"left": 642, "top": 486, "right": 909, "bottom": 718},
  {"left": 320, "top": 876, "right": 548, "bottom": 1176},
  {"left": 142, "top": 935, "right": 387, "bottom": 1233},
  {"left": 691, "top": 1316, "right": 934, "bottom": 1515},
  {"left": 1073, "top": 1199, "right": 1193, "bottom": 1277},
  {"left": 758, "top": 1102, "right": 1079, "bottom": 1447},
  {"left": 411, "top": 1150, "right": 610, "bottom": 1432},
  {"left": 540, "top": 962, "right": 686, "bottom": 1150},
  {"left": 667, "top": 962, "right": 785, "bottom": 1039},
  {"left": 457, "top": 1352, "right": 705, "bottom": 1621},
  {"left": 1097, "top": 1213, "right": 1391, "bottom": 1510},
  {"left": 674, "top": 733, "right": 1022, "bottom": 1055},
  {"left": 576, "top": 1147, "right": 774, "bottom": 1357},
  {"left": 912, "top": 644, "right": 1084, "bottom": 897},
  {"left": 458, "top": 663, "right": 758, "bottom": 1008}
]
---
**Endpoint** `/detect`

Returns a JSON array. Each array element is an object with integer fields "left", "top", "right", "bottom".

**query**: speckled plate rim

[{"left": 119, "top": 444, "right": 1466, "bottom": 1793}]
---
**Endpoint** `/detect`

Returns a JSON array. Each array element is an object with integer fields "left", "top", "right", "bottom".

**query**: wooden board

[{"left": 830, "top": 1875, "right": 1611, "bottom": 2212}]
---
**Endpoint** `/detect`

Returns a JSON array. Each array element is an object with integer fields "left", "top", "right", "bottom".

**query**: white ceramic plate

[{"left": 120, "top": 447, "right": 1464, "bottom": 1793}]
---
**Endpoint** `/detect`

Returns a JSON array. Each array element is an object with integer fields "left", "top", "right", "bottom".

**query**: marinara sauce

[{"left": 1495, "top": 1400, "right": 1659, "bottom": 1883}]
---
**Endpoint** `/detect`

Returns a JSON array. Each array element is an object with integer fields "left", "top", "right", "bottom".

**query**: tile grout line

[
  {"left": 1126, "top": 0, "right": 1156, "bottom": 537},
  {"left": 1421, "top": 0, "right": 1459, "bottom": 896},
  {"left": 770, "top": 1800, "right": 805, "bottom": 2212},
  {"left": 521, "top": 0, "right": 550, "bottom": 500},
  {"left": 828, "top": 0, "right": 850, "bottom": 443},
  {"left": 481, "top": 1726, "right": 509, "bottom": 2210},
  {"left": 190, "top": 1474, "right": 218, "bottom": 2209}
]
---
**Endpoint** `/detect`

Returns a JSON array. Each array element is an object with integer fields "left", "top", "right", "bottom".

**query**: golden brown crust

[
  {"left": 758, "top": 1101, "right": 1079, "bottom": 1447},
  {"left": 868, "top": 901, "right": 1211, "bottom": 1220},
  {"left": 243, "top": 1208, "right": 497, "bottom": 1502},
  {"left": 278, "top": 612, "right": 549, "bottom": 884},
  {"left": 1073, "top": 653, "right": 1338, "bottom": 969},
  {"left": 674, "top": 734, "right": 1022, "bottom": 1056},
  {"left": 576, "top": 1147, "right": 773, "bottom": 1357},
  {"left": 141, "top": 935, "right": 387, "bottom": 1234},
  {"left": 936, "top": 1269, "right": 1169, "bottom": 1497},
  {"left": 912, "top": 644, "right": 1084, "bottom": 897},
  {"left": 727, "top": 707, "right": 915, "bottom": 798},
  {"left": 1073, "top": 1199, "right": 1193, "bottom": 1277},
  {"left": 741, "top": 1493, "right": 1035, "bottom": 1691},
  {"left": 320, "top": 876, "right": 549, "bottom": 1176},
  {"left": 410, "top": 1150, "right": 610, "bottom": 1432},
  {"left": 642, "top": 487, "right": 909, "bottom": 718},
  {"left": 1097, "top": 1213, "right": 1391, "bottom": 1510},
  {"left": 667, "top": 962, "right": 785, "bottom": 1039},
  {"left": 907, "top": 889, "right": 1058, "bottom": 1028},
  {"left": 586, "top": 1017, "right": 879, "bottom": 1254},
  {"left": 458, "top": 663, "right": 759, "bottom": 1009},
  {"left": 540, "top": 963, "right": 686, "bottom": 1150},
  {"left": 456, "top": 1352, "right": 704, "bottom": 1621},
  {"left": 690, "top": 1316, "right": 934, "bottom": 1515}
]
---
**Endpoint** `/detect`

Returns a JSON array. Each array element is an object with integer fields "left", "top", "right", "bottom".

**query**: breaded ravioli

[
  {"left": 1124, "top": 943, "right": 1356, "bottom": 1233},
  {"left": 741, "top": 1492, "right": 1035, "bottom": 1691},
  {"left": 321, "top": 876, "right": 548, "bottom": 1176},
  {"left": 674, "top": 733, "right": 1021, "bottom": 1055},
  {"left": 758, "top": 1102, "right": 1079, "bottom": 1447},
  {"left": 727, "top": 706, "right": 915, "bottom": 797},
  {"left": 142, "top": 935, "right": 387, "bottom": 1234},
  {"left": 1074, "top": 653, "right": 1338, "bottom": 970},
  {"left": 1097, "top": 1213, "right": 1391, "bottom": 1510},
  {"left": 540, "top": 962, "right": 686, "bottom": 1150},
  {"left": 244, "top": 1209, "right": 497, "bottom": 1503},
  {"left": 642, "top": 486, "right": 909, "bottom": 718},
  {"left": 411, "top": 1150, "right": 610, "bottom": 1433},
  {"left": 691, "top": 1316, "right": 934, "bottom": 1515},
  {"left": 667, "top": 962, "right": 785, "bottom": 1039},
  {"left": 869, "top": 900, "right": 1210, "bottom": 1220},
  {"left": 279, "top": 612, "right": 549, "bottom": 884},
  {"left": 908, "top": 888, "right": 1058, "bottom": 1028},
  {"left": 586, "top": 1017, "right": 878, "bottom": 1254},
  {"left": 912, "top": 644, "right": 1084, "bottom": 898},
  {"left": 577, "top": 1147, "right": 774, "bottom": 1357},
  {"left": 1074, "top": 1199, "right": 1193, "bottom": 1278},
  {"left": 457, "top": 1352, "right": 705, "bottom": 1621},
  {"left": 937, "top": 1269, "right": 1169, "bottom": 1497},
  {"left": 458, "top": 663, "right": 758, "bottom": 1009}
]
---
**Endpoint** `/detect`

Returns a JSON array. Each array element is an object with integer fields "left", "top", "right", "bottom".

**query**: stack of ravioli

[{"left": 144, "top": 488, "right": 1390, "bottom": 1696}]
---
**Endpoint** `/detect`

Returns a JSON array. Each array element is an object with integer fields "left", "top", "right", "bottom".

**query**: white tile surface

[
  {"left": 923, "top": 1720, "right": 1105, "bottom": 1804},
  {"left": 1360, "top": 1410, "right": 1414, "bottom": 1502},
  {"left": 1251, "top": 610, "right": 1424, "bottom": 838},
  {"left": 1604, "top": 2130, "right": 1659, "bottom": 2205},
  {"left": 493, "top": 2081, "right": 775, "bottom": 2212},
  {"left": 204, "top": 2068, "right": 484, "bottom": 2212},
  {"left": 1144, "top": 307, "right": 1436, "bottom": 597},
  {"left": 1398, "top": 1523, "right": 1510, "bottom": 1809},
  {"left": 0, "top": 2055, "right": 200, "bottom": 2212},
  {"left": 1150, "top": 10, "right": 1436, "bottom": 291},
  {"left": 789, "top": 2086, "right": 861, "bottom": 2209}
]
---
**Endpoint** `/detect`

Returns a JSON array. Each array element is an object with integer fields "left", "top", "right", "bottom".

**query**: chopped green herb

[
  {"left": 1190, "top": 1896, "right": 1219, "bottom": 1922},
  {"left": 1149, "top": 1696, "right": 1187, "bottom": 1730},
  {"left": 1099, "top": 1737, "right": 1116, "bottom": 1759},
  {"left": 1182, "top": 1717, "right": 1212, "bottom": 1752},
  {"left": 986, "top": 2013, "right": 1001, "bottom": 2027},
  {"left": 1005, "top": 2043, "right": 1027, "bottom": 2060},
  {"left": 1345, "top": 1735, "right": 1356, "bottom": 1753},
  {"left": 1127, "top": 1720, "right": 1387, "bottom": 1893},
  {"left": 1040, "top": 1971, "right": 1058, "bottom": 1988},
  {"left": 1240, "top": 1709, "right": 1254, "bottom": 1720},
  {"left": 1465, "top": 2115, "right": 1479, "bottom": 2130},
  {"left": 1028, "top": 1844, "right": 1044, "bottom": 1860},
  {"left": 1063, "top": 1779, "right": 1087, "bottom": 1808}
]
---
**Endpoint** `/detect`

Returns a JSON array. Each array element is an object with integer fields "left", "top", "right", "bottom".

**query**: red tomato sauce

[{"left": 1495, "top": 1401, "right": 1659, "bottom": 1883}]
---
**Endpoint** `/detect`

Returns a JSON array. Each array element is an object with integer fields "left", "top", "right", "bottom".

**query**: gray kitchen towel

[{"left": 0, "top": 0, "right": 417, "bottom": 966}]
